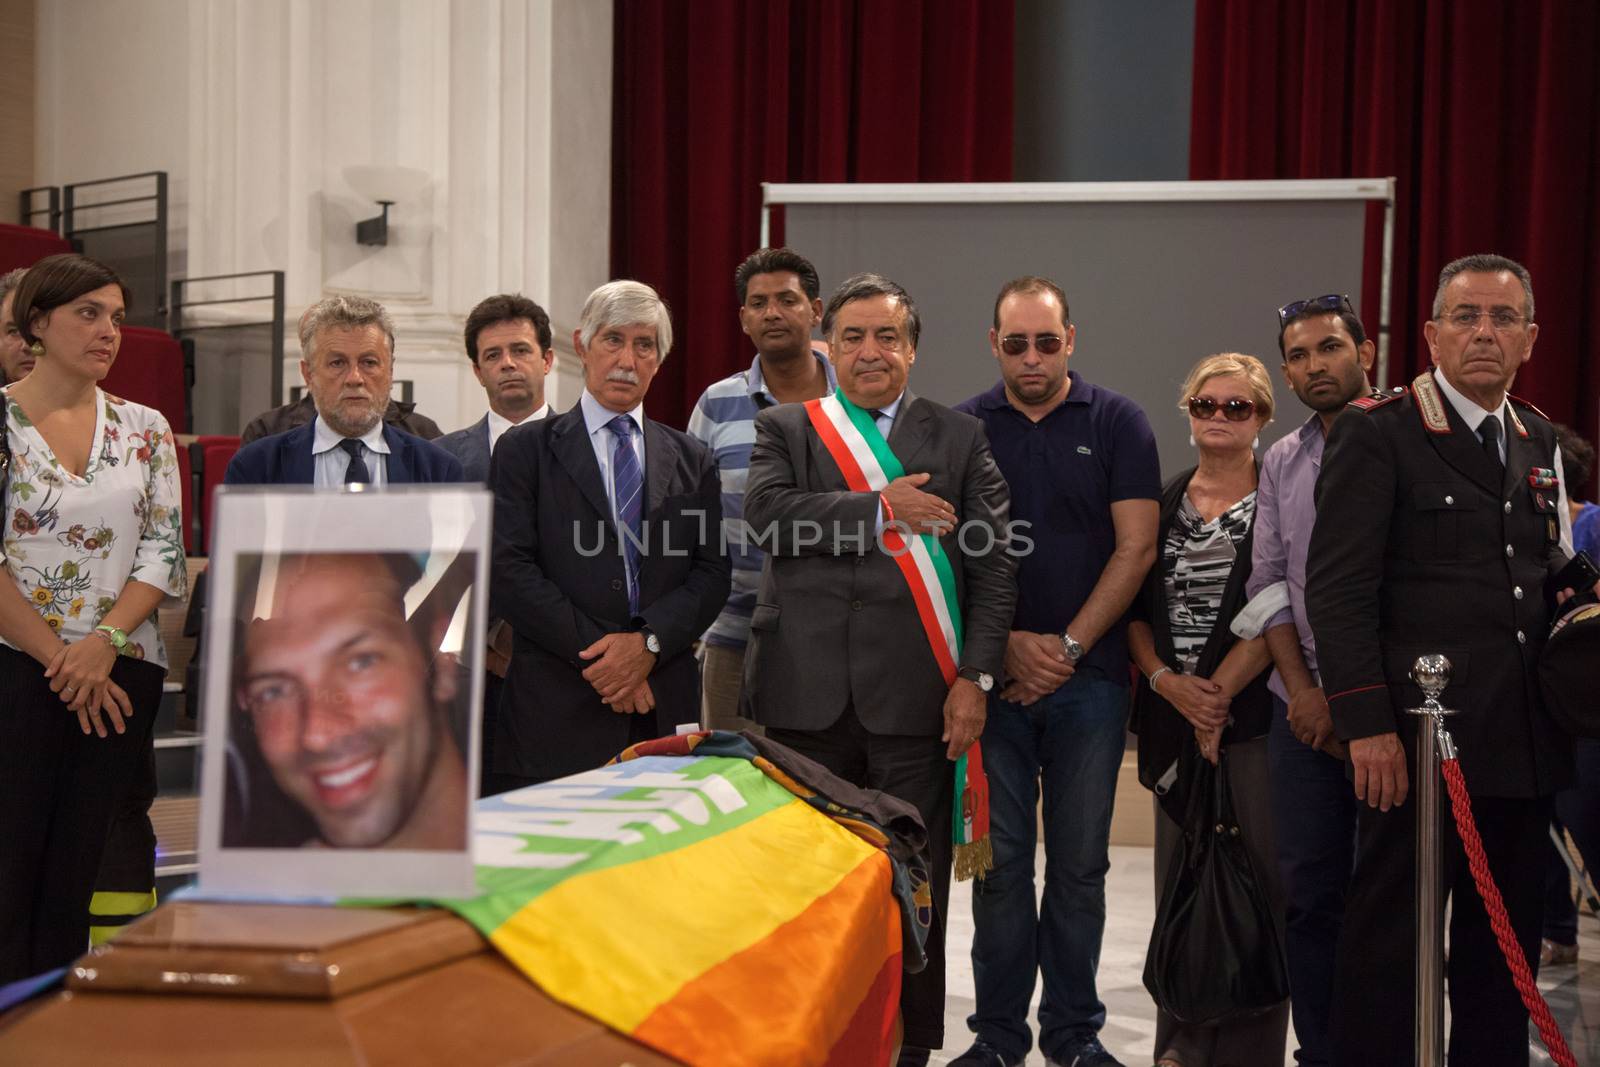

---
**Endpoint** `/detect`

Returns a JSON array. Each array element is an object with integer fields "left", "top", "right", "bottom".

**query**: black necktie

[
  {"left": 1479, "top": 414, "right": 1503, "bottom": 471},
  {"left": 340, "top": 438, "right": 371, "bottom": 484}
]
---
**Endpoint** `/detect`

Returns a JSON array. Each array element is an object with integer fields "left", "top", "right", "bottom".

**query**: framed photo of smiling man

[{"left": 197, "top": 485, "right": 488, "bottom": 898}]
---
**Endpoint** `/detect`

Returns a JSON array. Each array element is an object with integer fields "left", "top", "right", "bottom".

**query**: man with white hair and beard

[
  {"left": 226, "top": 295, "right": 462, "bottom": 485},
  {"left": 489, "top": 280, "right": 729, "bottom": 786}
]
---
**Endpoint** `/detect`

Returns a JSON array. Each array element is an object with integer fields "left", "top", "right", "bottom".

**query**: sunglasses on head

[
  {"left": 1187, "top": 396, "right": 1257, "bottom": 421},
  {"left": 1277, "top": 293, "right": 1354, "bottom": 328},
  {"left": 998, "top": 333, "right": 1065, "bottom": 357}
]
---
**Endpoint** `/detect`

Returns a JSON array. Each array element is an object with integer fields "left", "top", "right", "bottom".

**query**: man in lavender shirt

[{"left": 1239, "top": 293, "right": 1382, "bottom": 1067}]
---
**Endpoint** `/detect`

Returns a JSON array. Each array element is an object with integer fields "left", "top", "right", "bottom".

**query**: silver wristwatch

[
  {"left": 641, "top": 628, "right": 661, "bottom": 655},
  {"left": 958, "top": 666, "right": 994, "bottom": 692},
  {"left": 1059, "top": 631, "right": 1085, "bottom": 662}
]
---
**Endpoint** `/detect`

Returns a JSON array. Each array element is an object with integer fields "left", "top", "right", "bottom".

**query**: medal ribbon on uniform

[{"left": 804, "top": 392, "right": 992, "bottom": 880}]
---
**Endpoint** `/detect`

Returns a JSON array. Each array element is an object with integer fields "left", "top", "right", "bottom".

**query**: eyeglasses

[
  {"left": 998, "top": 333, "right": 1066, "bottom": 356},
  {"left": 1441, "top": 308, "right": 1527, "bottom": 332},
  {"left": 1187, "top": 396, "right": 1257, "bottom": 422},
  {"left": 1277, "top": 293, "right": 1354, "bottom": 328}
]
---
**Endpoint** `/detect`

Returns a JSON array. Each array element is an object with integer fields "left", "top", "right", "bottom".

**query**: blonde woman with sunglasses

[{"left": 1127, "top": 352, "right": 1287, "bottom": 1067}]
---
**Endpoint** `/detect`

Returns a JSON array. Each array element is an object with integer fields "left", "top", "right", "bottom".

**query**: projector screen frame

[{"left": 762, "top": 178, "right": 1397, "bottom": 385}]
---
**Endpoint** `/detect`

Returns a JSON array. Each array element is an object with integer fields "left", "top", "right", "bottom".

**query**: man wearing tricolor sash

[{"left": 744, "top": 273, "right": 1018, "bottom": 1066}]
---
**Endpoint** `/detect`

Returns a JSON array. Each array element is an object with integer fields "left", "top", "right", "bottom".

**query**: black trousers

[
  {"left": 768, "top": 708, "right": 953, "bottom": 1051},
  {"left": 495, "top": 705, "right": 663, "bottom": 792},
  {"left": 0, "top": 645, "right": 165, "bottom": 984},
  {"left": 89, "top": 739, "right": 160, "bottom": 943},
  {"left": 1330, "top": 788, "right": 1552, "bottom": 1067},
  {"left": 477, "top": 671, "right": 524, "bottom": 797}
]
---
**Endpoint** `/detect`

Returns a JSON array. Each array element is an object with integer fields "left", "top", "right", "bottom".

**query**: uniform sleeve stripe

[{"left": 1327, "top": 683, "right": 1389, "bottom": 701}]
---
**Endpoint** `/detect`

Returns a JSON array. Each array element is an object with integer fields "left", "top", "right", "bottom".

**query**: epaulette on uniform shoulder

[
  {"left": 1508, "top": 393, "right": 1550, "bottom": 421},
  {"left": 1347, "top": 388, "right": 1404, "bottom": 414}
]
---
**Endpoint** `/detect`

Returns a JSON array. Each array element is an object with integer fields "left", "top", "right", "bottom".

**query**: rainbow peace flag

[{"left": 438, "top": 742, "right": 905, "bottom": 1066}]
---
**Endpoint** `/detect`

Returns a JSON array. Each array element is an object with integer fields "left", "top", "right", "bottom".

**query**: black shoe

[
  {"left": 948, "top": 1039, "right": 1025, "bottom": 1066},
  {"left": 1046, "top": 1034, "right": 1125, "bottom": 1067}
]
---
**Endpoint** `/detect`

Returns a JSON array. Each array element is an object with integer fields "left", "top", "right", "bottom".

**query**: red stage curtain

[
  {"left": 1191, "top": 0, "right": 1600, "bottom": 490},
  {"left": 611, "top": 0, "right": 1014, "bottom": 427}
]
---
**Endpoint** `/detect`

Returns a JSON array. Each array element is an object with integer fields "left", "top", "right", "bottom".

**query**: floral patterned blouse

[{"left": 2, "top": 388, "right": 187, "bottom": 669}]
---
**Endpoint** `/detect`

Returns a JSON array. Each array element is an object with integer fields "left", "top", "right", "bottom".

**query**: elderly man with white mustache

[
  {"left": 225, "top": 295, "right": 462, "bottom": 486},
  {"left": 488, "top": 280, "right": 730, "bottom": 787}
]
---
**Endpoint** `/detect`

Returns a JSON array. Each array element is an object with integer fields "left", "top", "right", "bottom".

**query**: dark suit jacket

[
  {"left": 240, "top": 393, "right": 443, "bottom": 444},
  {"left": 435, "top": 416, "right": 492, "bottom": 482},
  {"left": 741, "top": 392, "right": 1016, "bottom": 736},
  {"left": 1306, "top": 374, "right": 1572, "bottom": 798},
  {"left": 489, "top": 404, "right": 731, "bottom": 781},
  {"left": 223, "top": 421, "right": 464, "bottom": 485}
]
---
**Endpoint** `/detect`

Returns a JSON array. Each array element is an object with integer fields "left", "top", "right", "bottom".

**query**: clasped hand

[
  {"left": 881, "top": 473, "right": 956, "bottom": 537},
  {"left": 1153, "top": 670, "right": 1230, "bottom": 731},
  {"left": 999, "top": 630, "right": 1073, "bottom": 705},
  {"left": 579, "top": 632, "right": 657, "bottom": 715},
  {"left": 46, "top": 636, "right": 135, "bottom": 738}
]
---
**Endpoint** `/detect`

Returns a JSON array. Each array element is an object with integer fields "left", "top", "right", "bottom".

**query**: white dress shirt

[
  {"left": 579, "top": 389, "right": 646, "bottom": 526},
  {"left": 312, "top": 416, "right": 390, "bottom": 488},
  {"left": 870, "top": 390, "right": 905, "bottom": 440},
  {"left": 1432, "top": 369, "right": 1572, "bottom": 553},
  {"left": 486, "top": 402, "right": 550, "bottom": 455},
  {"left": 869, "top": 390, "right": 906, "bottom": 531}
]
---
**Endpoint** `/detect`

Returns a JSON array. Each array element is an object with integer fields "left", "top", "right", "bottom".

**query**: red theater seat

[
  {"left": 175, "top": 440, "right": 196, "bottom": 554},
  {"left": 193, "top": 435, "right": 241, "bottom": 554},
  {"left": 103, "top": 326, "right": 188, "bottom": 433},
  {"left": 0, "top": 223, "right": 71, "bottom": 273}
]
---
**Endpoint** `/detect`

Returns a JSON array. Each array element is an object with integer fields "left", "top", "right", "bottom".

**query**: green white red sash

[
  {"left": 804, "top": 391, "right": 992, "bottom": 878},
  {"left": 804, "top": 393, "right": 964, "bottom": 681}
]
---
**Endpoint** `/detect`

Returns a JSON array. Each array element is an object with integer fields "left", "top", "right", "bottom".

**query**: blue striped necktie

[{"left": 607, "top": 415, "right": 643, "bottom": 614}]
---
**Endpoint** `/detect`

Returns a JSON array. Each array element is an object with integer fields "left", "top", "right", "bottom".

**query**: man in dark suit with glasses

[{"left": 1308, "top": 254, "right": 1596, "bottom": 1065}]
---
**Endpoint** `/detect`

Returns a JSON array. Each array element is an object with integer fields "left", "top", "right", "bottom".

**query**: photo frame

[{"left": 197, "top": 485, "right": 489, "bottom": 898}]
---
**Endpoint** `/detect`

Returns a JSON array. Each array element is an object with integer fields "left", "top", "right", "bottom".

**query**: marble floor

[{"left": 934, "top": 845, "right": 1600, "bottom": 1066}]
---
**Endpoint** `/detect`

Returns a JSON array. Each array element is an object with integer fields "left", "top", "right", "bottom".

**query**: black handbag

[{"left": 1142, "top": 746, "right": 1289, "bottom": 1025}]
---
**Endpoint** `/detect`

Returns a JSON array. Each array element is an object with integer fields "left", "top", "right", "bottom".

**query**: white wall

[
  {"left": 34, "top": 0, "right": 610, "bottom": 432},
  {"left": 1013, "top": 0, "right": 1194, "bottom": 181},
  {"left": 35, "top": 0, "right": 193, "bottom": 278}
]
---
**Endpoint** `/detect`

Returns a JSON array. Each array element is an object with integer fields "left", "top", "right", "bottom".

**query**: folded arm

[{"left": 744, "top": 408, "right": 881, "bottom": 557}]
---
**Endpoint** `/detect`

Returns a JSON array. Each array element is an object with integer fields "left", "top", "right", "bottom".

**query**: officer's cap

[{"left": 1540, "top": 598, "right": 1600, "bottom": 739}]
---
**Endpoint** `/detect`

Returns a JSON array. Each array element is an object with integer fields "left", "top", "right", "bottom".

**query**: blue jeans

[
  {"left": 1267, "top": 695, "right": 1356, "bottom": 1066},
  {"left": 1543, "top": 737, "right": 1600, "bottom": 945},
  {"left": 967, "top": 670, "right": 1127, "bottom": 1060}
]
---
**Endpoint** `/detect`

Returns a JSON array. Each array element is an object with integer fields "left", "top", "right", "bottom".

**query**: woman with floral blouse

[{"left": 0, "top": 254, "right": 187, "bottom": 983}]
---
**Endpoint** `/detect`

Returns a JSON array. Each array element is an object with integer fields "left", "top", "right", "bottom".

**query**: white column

[{"left": 40, "top": 0, "right": 613, "bottom": 434}]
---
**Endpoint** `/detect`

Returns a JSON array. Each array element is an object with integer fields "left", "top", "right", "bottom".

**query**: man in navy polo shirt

[{"left": 953, "top": 276, "right": 1160, "bottom": 1067}]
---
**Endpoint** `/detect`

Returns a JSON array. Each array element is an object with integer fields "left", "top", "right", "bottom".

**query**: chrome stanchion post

[{"left": 1408, "top": 654, "right": 1458, "bottom": 1067}]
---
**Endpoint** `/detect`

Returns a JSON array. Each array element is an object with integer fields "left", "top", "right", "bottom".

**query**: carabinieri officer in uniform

[{"left": 1306, "top": 254, "right": 1588, "bottom": 1067}]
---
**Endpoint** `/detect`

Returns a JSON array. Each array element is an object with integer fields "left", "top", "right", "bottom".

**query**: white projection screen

[{"left": 771, "top": 180, "right": 1394, "bottom": 477}]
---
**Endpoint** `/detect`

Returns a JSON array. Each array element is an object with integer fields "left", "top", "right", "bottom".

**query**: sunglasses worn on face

[
  {"left": 1187, "top": 396, "right": 1257, "bottom": 421},
  {"left": 1277, "top": 293, "right": 1354, "bottom": 327},
  {"left": 999, "top": 333, "right": 1065, "bottom": 356}
]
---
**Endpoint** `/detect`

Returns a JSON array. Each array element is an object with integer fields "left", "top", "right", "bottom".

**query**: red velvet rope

[{"left": 1440, "top": 757, "right": 1576, "bottom": 1067}]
